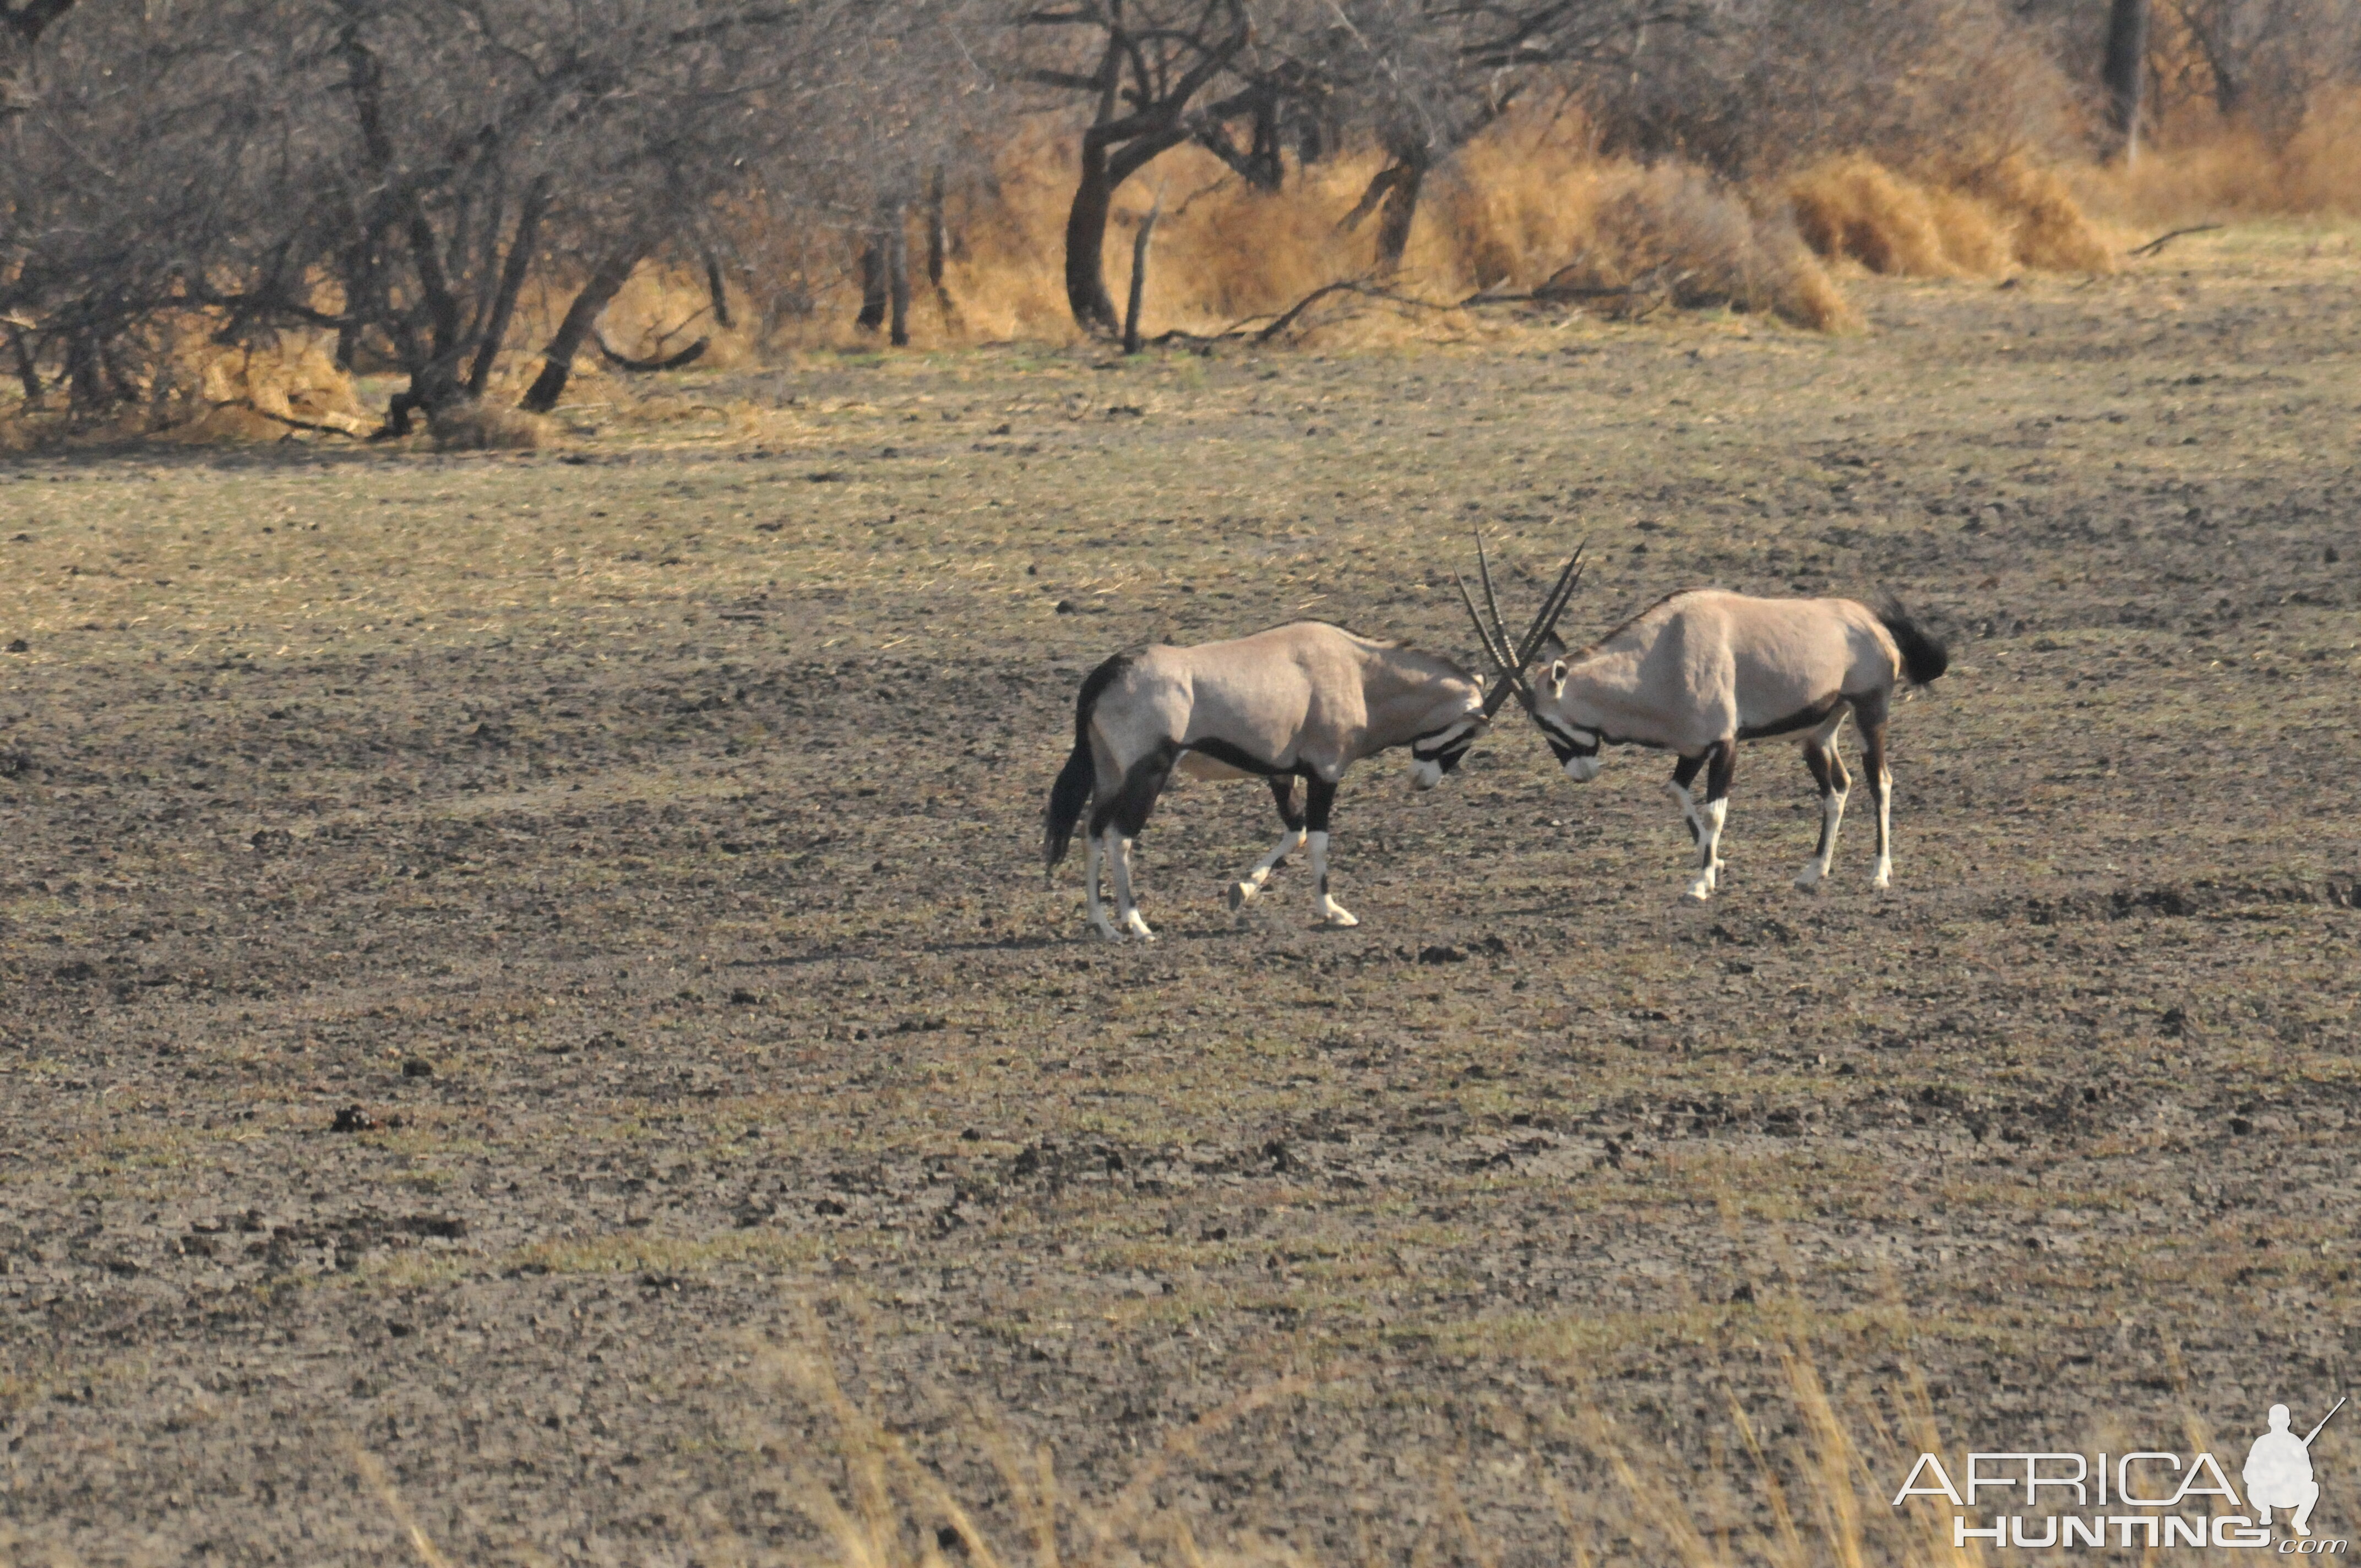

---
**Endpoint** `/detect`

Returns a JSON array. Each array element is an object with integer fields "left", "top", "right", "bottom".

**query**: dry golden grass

[
  {"left": 8, "top": 94, "right": 2351, "bottom": 454},
  {"left": 427, "top": 397, "right": 547, "bottom": 452},
  {"left": 731, "top": 1315, "right": 2026, "bottom": 1568},
  {"left": 1788, "top": 155, "right": 2113, "bottom": 278},
  {"left": 2081, "top": 89, "right": 2361, "bottom": 226}
]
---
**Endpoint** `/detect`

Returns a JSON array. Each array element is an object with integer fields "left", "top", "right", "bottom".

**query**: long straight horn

[
  {"left": 1451, "top": 570, "right": 1513, "bottom": 672},
  {"left": 1499, "top": 544, "right": 1584, "bottom": 677},
  {"left": 1475, "top": 535, "right": 1518, "bottom": 672},
  {"left": 1453, "top": 570, "right": 1529, "bottom": 716},
  {"left": 1515, "top": 543, "right": 1587, "bottom": 669}
]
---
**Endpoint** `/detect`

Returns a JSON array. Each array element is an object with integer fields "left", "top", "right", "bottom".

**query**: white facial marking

[
  {"left": 1410, "top": 758, "right": 1444, "bottom": 791},
  {"left": 1564, "top": 755, "right": 1601, "bottom": 783}
]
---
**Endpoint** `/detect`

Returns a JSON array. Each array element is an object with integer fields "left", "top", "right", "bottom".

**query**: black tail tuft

[
  {"left": 1042, "top": 651, "right": 1131, "bottom": 878},
  {"left": 1878, "top": 596, "right": 1950, "bottom": 687}
]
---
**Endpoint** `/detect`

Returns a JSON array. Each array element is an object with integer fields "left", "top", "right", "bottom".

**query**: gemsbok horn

[
  {"left": 1042, "top": 622, "right": 1491, "bottom": 940},
  {"left": 1459, "top": 542, "right": 1949, "bottom": 900}
]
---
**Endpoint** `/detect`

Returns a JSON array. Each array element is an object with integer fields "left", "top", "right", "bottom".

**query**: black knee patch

[
  {"left": 1303, "top": 776, "right": 1337, "bottom": 834},
  {"left": 1268, "top": 776, "right": 1305, "bottom": 832}
]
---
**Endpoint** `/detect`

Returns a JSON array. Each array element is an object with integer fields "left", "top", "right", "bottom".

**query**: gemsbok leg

[
  {"left": 1303, "top": 777, "right": 1357, "bottom": 927},
  {"left": 1667, "top": 751, "right": 1728, "bottom": 893},
  {"left": 1858, "top": 707, "right": 1894, "bottom": 889},
  {"left": 1084, "top": 831, "right": 1120, "bottom": 941},
  {"left": 1793, "top": 710, "right": 1853, "bottom": 890},
  {"left": 1096, "top": 746, "right": 1176, "bottom": 940},
  {"left": 1105, "top": 827, "right": 1153, "bottom": 937},
  {"left": 1229, "top": 776, "right": 1309, "bottom": 918},
  {"left": 1685, "top": 740, "right": 1736, "bottom": 901}
]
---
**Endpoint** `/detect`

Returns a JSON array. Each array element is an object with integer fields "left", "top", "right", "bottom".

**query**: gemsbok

[
  {"left": 1457, "top": 543, "right": 1949, "bottom": 900},
  {"left": 1039, "top": 591, "right": 1574, "bottom": 940}
]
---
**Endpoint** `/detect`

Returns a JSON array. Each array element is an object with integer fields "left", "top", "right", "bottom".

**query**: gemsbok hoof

[
  {"left": 1227, "top": 881, "right": 1255, "bottom": 911},
  {"left": 1315, "top": 907, "right": 1360, "bottom": 929}
]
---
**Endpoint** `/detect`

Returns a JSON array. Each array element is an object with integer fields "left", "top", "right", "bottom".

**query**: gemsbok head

[{"left": 1455, "top": 540, "right": 1949, "bottom": 900}]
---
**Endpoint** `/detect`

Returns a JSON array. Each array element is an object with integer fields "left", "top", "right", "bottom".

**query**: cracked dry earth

[{"left": 3, "top": 225, "right": 2359, "bottom": 1566}]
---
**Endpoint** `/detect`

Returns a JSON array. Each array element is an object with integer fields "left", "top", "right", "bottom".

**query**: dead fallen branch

[
  {"left": 224, "top": 400, "right": 368, "bottom": 438},
  {"left": 2128, "top": 225, "right": 2223, "bottom": 258},
  {"left": 592, "top": 331, "right": 709, "bottom": 373}
]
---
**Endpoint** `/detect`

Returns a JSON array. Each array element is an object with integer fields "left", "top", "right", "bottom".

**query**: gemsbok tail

[
  {"left": 1877, "top": 597, "right": 1950, "bottom": 687},
  {"left": 1042, "top": 651, "right": 1131, "bottom": 877}
]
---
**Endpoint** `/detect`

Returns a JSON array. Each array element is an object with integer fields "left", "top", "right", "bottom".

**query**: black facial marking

[
  {"left": 1410, "top": 719, "right": 1478, "bottom": 763},
  {"left": 1535, "top": 713, "right": 1599, "bottom": 762}
]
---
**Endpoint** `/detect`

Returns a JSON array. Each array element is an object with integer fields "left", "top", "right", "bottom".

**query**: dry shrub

[
  {"left": 1543, "top": 165, "right": 1858, "bottom": 331},
  {"left": 2084, "top": 88, "right": 2361, "bottom": 225},
  {"left": 177, "top": 334, "right": 371, "bottom": 433},
  {"left": 918, "top": 115, "right": 1859, "bottom": 340},
  {"left": 1789, "top": 157, "right": 2000, "bottom": 276},
  {"left": 1963, "top": 157, "right": 2116, "bottom": 272},
  {"left": 428, "top": 398, "right": 546, "bottom": 451},
  {"left": 150, "top": 401, "right": 298, "bottom": 445},
  {"left": 1787, "top": 155, "right": 2112, "bottom": 277}
]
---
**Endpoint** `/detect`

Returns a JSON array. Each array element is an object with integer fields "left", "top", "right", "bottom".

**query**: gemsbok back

[
  {"left": 1456, "top": 542, "right": 1949, "bottom": 900},
  {"left": 1040, "top": 607, "right": 1562, "bottom": 939}
]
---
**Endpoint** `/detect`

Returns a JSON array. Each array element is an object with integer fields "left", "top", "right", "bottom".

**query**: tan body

[
  {"left": 1044, "top": 623, "right": 1485, "bottom": 939},
  {"left": 1542, "top": 592, "right": 1901, "bottom": 753},
  {"left": 1511, "top": 586, "right": 1947, "bottom": 900}
]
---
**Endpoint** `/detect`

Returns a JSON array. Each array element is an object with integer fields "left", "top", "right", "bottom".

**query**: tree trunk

[
  {"left": 925, "top": 166, "right": 959, "bottom": 325},
  {"left": 466, "top": 174, "right": 550, "bottom": 398},
  {"left": 520, "top": 251, "right": 640, "bottom": 413},
  {"left": 8, "top": 328, "right": 41, "bottom": 405},
  {"left": 884, "top": 204, "right": 911, "bottom": 347},
  {"left": 856, "top": 235, "right": 888, "bottom": 331},
  {"left": 2102, "top": 0, "right": 2151, "bottom": 161},
  {"left": 1375, "top": 159, "right": 1426, "bottom": 270},
  {"left": 65, "top": 328, "right": 107, "bottom": 413},
  {"left": 1123, "top": 204, "right": 1158, "bottom": 355},
  {"left": 1064, "top": 134, "right": 1122, "bottom": 335},
  {"left": 703, "top": 248, "right": 734, "bottom": 329}
]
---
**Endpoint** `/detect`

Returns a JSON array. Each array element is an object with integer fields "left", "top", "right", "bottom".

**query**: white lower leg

[
  {"left": 1686, "top": 798, "right": 1727, "bottom": 900},
  {"left": 1307, "top": 830, "right": 1357, "bottom": 926},
  {"left": 1871, "top": 773, "right": 1893, "bottom": 888},
  {"left": 1666, "top": 778, "right": 1702, "bottom": 841},
  {"left": 1230, "top": 826, "right": 1307, "bottom": 910},
  {"left": 1796, "top": 787, "right": 1848, "bottom": 888},
  {"left": 1109, "top": 831, "right": 1154, "bottom": 938},
  {"left": 1085, "top": 832, "right": 1119, "bottom": 939}
]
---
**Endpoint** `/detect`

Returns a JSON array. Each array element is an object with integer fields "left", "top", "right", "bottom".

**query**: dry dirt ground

[{"left": 2, "top": 225, "right": 2358, "bottom": 1567}]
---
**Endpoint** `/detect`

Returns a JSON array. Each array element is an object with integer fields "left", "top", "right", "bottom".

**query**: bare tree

[
  {"left": 2102, "top": 0, "right": 2151, "bottom": 158},
  {"left": 1021, "top": 0, "right": 1280, "bottom": 333},
  {"left": 2167, "top": 0, "right": 2361, "bottom": 132},
  {"left": 1, "top": 0, "right": 74, "bottom": 116}
]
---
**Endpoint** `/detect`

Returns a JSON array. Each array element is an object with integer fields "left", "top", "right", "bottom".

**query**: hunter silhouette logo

[
  {"left": 2248, "top": 1399, "right": 2343, "bottom": 1538},
  {"left": 1892, "top": 1396, "right": 2349, "bottom": 1551}
]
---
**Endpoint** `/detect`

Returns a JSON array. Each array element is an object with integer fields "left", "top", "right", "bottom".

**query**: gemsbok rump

[
  {"left": 1457, "top": 544, "right": 1949, "bottom": 900},
  {"left": 1040, "top": 606, "right": 1565, "bottom": 939}
]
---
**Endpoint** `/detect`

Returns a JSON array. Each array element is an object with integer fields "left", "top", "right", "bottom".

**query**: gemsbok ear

[{"left": 1547, "top": 660, "right": 1569, "bottom": 698}]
